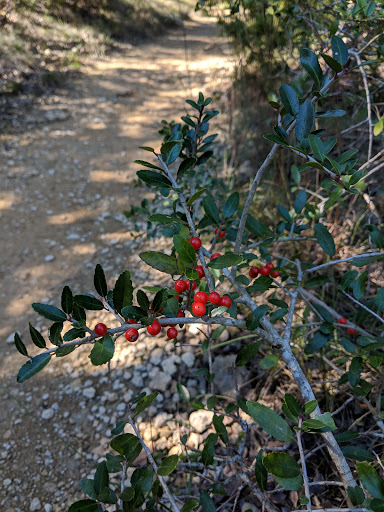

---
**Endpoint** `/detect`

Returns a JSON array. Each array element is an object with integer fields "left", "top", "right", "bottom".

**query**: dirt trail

[{"left": 0, "top": 12, "right": 233, "bottom": 511}]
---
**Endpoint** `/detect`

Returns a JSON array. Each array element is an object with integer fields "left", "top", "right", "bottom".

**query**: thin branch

[
  {"left": 342, "top": 291, "right": 384, "bottom": 324},
  {"left": 127, "top": 412, "right": 181, "bottom": 512},
  {"left": 297, "top": 418, "right": 312, "bottom": 512},
  {"left": 304, "top": 252, "right": 383, "bottom": 274}
]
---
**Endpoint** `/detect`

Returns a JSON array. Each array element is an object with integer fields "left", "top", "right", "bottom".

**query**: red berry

[
  {"left": 210, "top": 253, "right": 221, "bottom": 260},
  {"left": 175, "top": 280, "right": 187, "bottom": 293},
  {"left": 167, "top": 327, "right": 178, "bottom": 339},
  {"left": 266, "top": 262, "right": 274, "bottom": 271},
  {"left": 249, "top": 266, "right": 259, "bottom": 279},
  {"left": 218, "top": 296, "right": 232, "bottom": 308},
  {"left": 189, "top": 237, "right": 202, "bottom": 250},
  {"left": 185, "top": 280, "right": 197, "bottom": 291},
  {"left": 208, "top": 291, "right": 221, "bottom": 304},
  {"left": 347, "top": 328, "right": 356, "bottom": 335},
  {"left": 147, "top": 319, "right": 161, "bottom": 336},
  {"left": 94, "top": 323, "right": 107, "bottom": 336},
  {"left": 192, "top": 301, "right": 206, "bottom": 316},
  {"left": 270, "top": 270, "right": 280, "bottom": 278},
  {"left": 176, "top": 309, "right": 185, "bottom": 318},
  {"left": 259, "top": 266, "right": 270, "bottom": 276},
  {"left": 128, "top": 319, "right": 136, "bottom": 324},
  {"left": 194, "top": 291, "right": 208, "bottom": 304},
  {"left": 215, "top": 228, "right": 226, "bottom": 239},
  {"left": 125, "top": 328, "right": 139, "bottom": 342},
  {"left": 338, "top": 317, "right": 347, "bottom": 325},
  {"left": 195, "top": 265, "right": 205, "bottom": 279},
  {"left": 150, "top": 303, "right": 163, "bottom": 313}
]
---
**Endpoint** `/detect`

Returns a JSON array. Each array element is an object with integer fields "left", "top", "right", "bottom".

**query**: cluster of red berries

[
  {"left": 338, "top": 317, "right": 356, "bottom": 335},
  {"left": 249, "top": 262, "right": 279, "bottom": 279},
  {"left": 191, "top": 290, "right": 232, "bottom": 317}
]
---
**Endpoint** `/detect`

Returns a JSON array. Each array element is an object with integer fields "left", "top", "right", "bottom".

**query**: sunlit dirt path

[{"left": 0, "top": 12, "right": 233, "bottom": 511}]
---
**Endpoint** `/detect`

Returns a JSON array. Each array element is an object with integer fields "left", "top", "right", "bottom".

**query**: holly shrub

[{"left": 12, "top": 4, "right": 384, "bottom": 512}]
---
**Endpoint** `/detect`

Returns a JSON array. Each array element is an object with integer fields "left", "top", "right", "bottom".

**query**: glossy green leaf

[
  {"left": 113, "top": 270, "right": 133, "bottom": 314},
  {"left": 74, "top": 294, "right": 104, "bottom": 311},
  {"left": 300, "top": 48, "right": 323, "bottom": 85},
  {"left": 259, "top": 354, "right": 279, "bottom": 369},
  {"left": 181, "top": 498, "right": 199, "bottom": 512},
  {"left": 279, "top": 84, "right": 299, "bottom": 115},
  {"left": 208, "top": 254, "right": 242, "bottom": 269},
  {"left": 68, "top": 500, "right": 99, "bottom": 512},
  {"left": 212, "top": 415, "right": 228, "bottom": 444},
  {"left": 202, "top": 196, "right": 220, "bottom": 225},
  {"left": 303, "top": 400, "right": 318, "bottom": 415},
  {"left": 357, "top": 462, "right": 384, "bottom": 499},
  {"left": 223, "top": 192, "right": 239, "bottom": 219},
  {"left": 308, "top": 134, "right": 326, "bottom": 161},
  {"left": 178, "top": 157, "right": 197, "bottom": 178},
  {"left": 320, "top": 52, "right": 343, "bottom": 72},
  {"left": 134, "top": 392, "right": 158, "bottom": 418},
  {"left": 174, "top": 234, "right": 196, "bottom": 265},
  {"left": 247, "top": 305, "right": 270, "bottom": 330},
  {"left": 371, "top": 499, "right": 384, "bottom": 512},
  {"left": 275, "top": 475, "right": 303, "bottom": 491},
  {"left": 17, "top": 353, "right": 51, "bottom": 383},
  {"left": 89, "top": 336, "right": 114, "bottom": 366},
  {"left": 120, "top": 487, "right": 135, "bottom": 502},
  {"left": 32, "top": 303, "right": 67, "bottom": 322},
  {"left": 80, "top": 479, "right": 98, "bottom": 501},
  {"left": 351, "top": 254, "right": 384, "bottom": 267},
  {"left": 140, "top": 251, "right": 181, "bottom": 275},
  {"left": 296, "top": 100, "right": 315, "bottom": 142},
  {"left": 263, "top": 452, "right": 300, "bottom": 478},
  {"left": 94, "top": 264, "right": 107, "bottom": 297},
  {"left": 137, "top": 170, "right": 172, "bottom": 189},
  {"left": 29, "top": 323, "right": 46, "bottom": 349},
  {"left": 314, "top": 223, "right": 335, "bottom": 256},
  {"left": 255, "top": 450, "right": 268, "bottom": 490},
  {"left": 353, "top": 271, "right": 368, "bottom": 300},
  {"left": 61, "top": 286, "right": 74, "bottom": 314},
  {"left": 14, "top": 332, "right": 28, "bottom": 357},
  {"left": 247, "top": 401, "right": 294, "bottom": 441},
  {"left": 294, "top": 190, "right": 307, "bottom": 213},
  {"left": 110, "top": 434, "right": 142, "bottom": 463},
  {"left": 284, "top": 394, "right": 300, "bottom": 417},
  {"left": 134, "top": 159, "right": 163, "bottom": 171},
  {"left": 331, "top": 35, "right": 349, "bottom": 66},
  {"left": 235, "top": 342, "right": 260, "bottom": 366},
  {"left": 200, "top": 491, "right": 216, "bottom": 512},
  {"left": 202, "top": 433, "right": 217, "bottom": 466},
  {"left": 187, "top": 188, "right": 207, "bottom": 207},
  {"left": 341, "top": 446, "right": 375, "bottom": 462},
  {"left": 157, "top": 455, "right": 179, "bottom": 476}
]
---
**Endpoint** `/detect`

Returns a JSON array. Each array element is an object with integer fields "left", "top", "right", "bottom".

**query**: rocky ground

[{"left": 0, "top": 11, "right": 237, "bottom": 511}]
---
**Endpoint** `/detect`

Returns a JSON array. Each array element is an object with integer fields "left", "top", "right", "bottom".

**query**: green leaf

[
  {"left": 275, "top": 475, "right": 303, "bottom": 491},
  {"left": 314, "top": 223, "right": 335, "bottom": 256},
  {"left": 132, "top": 465, "right": 153, "bottom": 496},
  {"left": 187, "top": 188, "right": 207, "bottom": 207},
  {"left": 371, "top": 499, "right": 384, "bottom": 512},
  {"left": 213, "top": 415, "right": 228, "bottom": 444},
  {"left": 94, "top": 264, "right": 107, "bottom": 297},
  {"left": 263, "top": 453, "right": 300, "bottom": 478},
  {"left": 140, "top": 251, "right": 181, "bottom": 275},
  {"left": 68, "top": 500, "right": 99, "bottom": 512},
  {"left": 255, "top": 450, "right": 268, "bottom": 490},
  {"left": 166, "top": 142, "right": 183, "bottom": 165},
  {"left": 320, "top": 52, "right": 343, "bottom": 72},
  {"left": 303, "top": 400, "right": 318, "bottom": 415},
  {"left": 174, "top": 234, "right": 196, "bottom": 265},
  {"left": 137, "top": 170, "right": 173, "bottom": 189},
  {"left": 29, "top": 323, "right": 46, "bottom": 349},
  {"left": 334, "top": 431, "right": 359, "bottom": 443},
  {"left": 74, "top": 294, "right": 103, "bottom": 311},
  {"left": 89, "top": 336, "right": 114, "bottom": 366},
  {"left": 121, "top": 305, "right": 146, "bottom": 321},
  {"left": 17, "top": 353, "right": 51, "bottom": 383},
  {"left": 202, "top": 433, "right": 217, "bottom": 466},
  {"left": 353, "top": 271, "right": 368, "bottom": 300},
  {"left": 284, "top": 394, "right": 300, "bottom": 417},
  {"left": 148, "top": 214, "right": 185, "bottom": 225},
  {"left": 294, "top": 190, "right": 307, "bottom": 214},
  {"left": 181, "top": 498, "right": 199, "bottom": 512},
  {"left": 223, "top": 192, "right": 239, "bottom": 219},
  {"left": 279, "top": 84, "right": 299, "bottom": 116},
  {"left": 331, "top": 35, "right": 349, "bottom": 66},
  {"left": 208, "top": 254, "right": 242, "bottom": 269},
  {"left": 316, "top": 110, "right": 345, "bottom": 118},
  {"left": 200, "top": 491, "right": 216, "bottom": 512},
  {"left": 139, "top": 146, "right": 154, "bottom": 152},
  {"left": 235, "top": 342, "right": 260, "bottom": 366},
  {"left": 14, "top": 333, "right": 28, "bottom": 357},
  {"left": 157, "top": 455, "right": 179, "bottom": 476},
  {"left": 202, "top": 196, "right": 220, "bottom": 225},
  {"left": 263, "top": 134, "right": 291, "bottom": 148},
  {"left": 94, "top": 461, "right": 109, "bottom": 496},
  {"left": 134, "top": 159, "right": 163, "bottom": 171},
  {"left": 302, "top": 419, "right": 328, "bottom": 431},
  {"left": 111, "top": 422, "right": 125, "bottom": 436},
  {"left": 178, "top": 157, "right": 197, "bottom": 178},
  {"left": 314, "top": 412, "right": 337, "bottom": 431},
  {"left": 134, "top": 392, "right": 158, "bottom": 418},
  {"left": 259, "top": 354, "right": 279, "bottom": 369},
  {"left": 247, "top": 401, "right": 294, "bottom": 442},
  {"left": 351, "top": 254, "right": 384, "bottom": 267},
  {"left": 376, "top": 288, "right": 384, "bottom": 310},
  {"left": 114, "top": 270, "right": 133, "bottom": 314},
  {"left": 177, "top": 383, "right": 190, "bottom": 402},
  {"left": 357, "top": 462, "right": 384, "bottom": 499},
  {"left": 341, "top": 446, "right": 375, "bottom": 462},
  {"left": 247, "top": 305, "right": 270, "bottom": 330},
  {"left": 80, "top": 480, "right": 98, "bottom": 501},
  {"left": 300, "top": 48, "right": 323, "bottom": 86},
  {"left": 296, "top": 100, "right": 315, "bottom": 142},
  {"left": 120, "top": 487, "right": 135, "bottom": 502},
  {"left": 110, "top": 434, "right": 142, "bottom": 464},
  {"left": 32, "top": 303, "right": 67, "bottom": 322},
  {"left": 308, "top": 134, "right": 326, "bottom": 161},
  {"left": 61, "top": 286, "right": 74, "bottom": 314}
]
